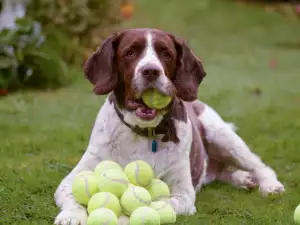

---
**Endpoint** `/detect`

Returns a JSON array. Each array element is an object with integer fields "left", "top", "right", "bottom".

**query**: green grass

[{"left": 1, "top": 0, "right": 300, "bottom": 224}]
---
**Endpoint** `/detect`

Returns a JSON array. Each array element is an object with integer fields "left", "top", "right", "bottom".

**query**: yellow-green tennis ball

[
  {"left": 72, "top": 172, "right": 99, "bottom": 205},
  {"left": 87, "top": 208, "right": 118, "bottom": 225},
  {"left": 142, "top": 88, "right": 172, "bottom": 109},
  {"left": 151, "top": 201, "right": 176, "bottom": 224},
  {"left": 87, "top": 192, "right": 122, "bottom": 216},
  {"left": 129, "top": 206, "right": 160, "bottom": 225},
  {"left": 94, "top": 160, "right": 123, "bottom": 176},
  {"left": 124, "top": 160, "right": 154, "bottom": 187},
  {"left": 294, "top": 204, "right": 300, "bottom": 224},
  {"left": 147, "top": 179, "right": 170, "bottom": 201},
  {"left": 98, "top": 169, "right": 129, "bottom": 198},
  {"left": 120, "top": 185, "right": 152, "bottom": 216}
]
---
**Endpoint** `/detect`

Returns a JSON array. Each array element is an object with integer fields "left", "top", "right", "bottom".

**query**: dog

[{"left": 54, "top": 28, "right": 285, "bottom": 225}]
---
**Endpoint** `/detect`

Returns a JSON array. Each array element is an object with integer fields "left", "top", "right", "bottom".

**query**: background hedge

[{"left": 0, "top": 0, "right": 123, "bottom": 93}]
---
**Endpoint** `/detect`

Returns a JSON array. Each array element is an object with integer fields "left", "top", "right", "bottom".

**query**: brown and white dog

[{"left": 54, "top": 28, "right": 284, "bottom": 225}]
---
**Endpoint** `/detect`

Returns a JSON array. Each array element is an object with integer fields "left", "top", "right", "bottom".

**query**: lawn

[{"left": 1, "top": 0, "right": 300, "bottom": 224}]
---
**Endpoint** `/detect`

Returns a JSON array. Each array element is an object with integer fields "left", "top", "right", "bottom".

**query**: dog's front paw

[
  {"left": 259, "top": 179, "right": 285, "bottom": 196},
  {"left": 187, "top": 205, "right": 197, "bottom": 215},
  {"left": 54, "top": 209, "right": 87, "bottom": 225},
  {"left": 168, "top": 197, "right": 197, "bottom": 216}
]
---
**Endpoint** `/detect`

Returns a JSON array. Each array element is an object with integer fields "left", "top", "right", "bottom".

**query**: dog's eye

[
  {"left": 124, "top": 50, "right": 135, "bottom": 58},
  {"left": 162, "top": 50, "right": 172, "bottom": 59}
]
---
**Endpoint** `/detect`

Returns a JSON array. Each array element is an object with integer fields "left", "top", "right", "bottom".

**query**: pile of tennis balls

[{"left": 72, "top": 160, "right": 176, "bottom": 225}]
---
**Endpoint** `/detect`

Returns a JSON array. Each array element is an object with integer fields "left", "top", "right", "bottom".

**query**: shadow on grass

[{"left": 275, "top": 42, "right": 300, "bottom": 49}]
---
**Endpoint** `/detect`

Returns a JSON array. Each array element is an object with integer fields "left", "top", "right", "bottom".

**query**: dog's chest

[
  {"left": 110, "top": 125, "right": 191, "bottom": 178},
  {"left": 97, "top": 103, "right": 193, "bottom": 178}
]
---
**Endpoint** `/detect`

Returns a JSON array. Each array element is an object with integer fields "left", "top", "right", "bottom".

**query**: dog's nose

[{"left": 141, "top": 64, "right": 161, "bottom": 81}]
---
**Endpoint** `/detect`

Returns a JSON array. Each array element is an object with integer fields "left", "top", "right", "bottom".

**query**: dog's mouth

[{"left": 127, "top": 99, "right": 158, "bottom": 121}]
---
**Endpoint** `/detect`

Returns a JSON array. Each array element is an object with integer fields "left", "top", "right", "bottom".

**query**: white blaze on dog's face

[
  {"left": 84, "top": 28, "right": 206, "bottom": 128},
  {"left": 122, "top": 31, "right": 178, "bottom": 127},
  {"left": 133, "top": 32, "right": 173, "bottom": 98}
]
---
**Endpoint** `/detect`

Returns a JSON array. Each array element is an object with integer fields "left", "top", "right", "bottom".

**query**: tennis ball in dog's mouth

[{"left": 142, "top": 88, "right": 172, "bottom": 109}]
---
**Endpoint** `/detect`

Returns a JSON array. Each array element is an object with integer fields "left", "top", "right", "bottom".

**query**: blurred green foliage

[
  {"left": 26, "top": 0, "right": 121, "bottom": 62},
  {"left": 0, "top": 0, "right": 121, "bottom": 92},
  {"left": 0, "top": 17, "right": 67, "bottom": 91}
]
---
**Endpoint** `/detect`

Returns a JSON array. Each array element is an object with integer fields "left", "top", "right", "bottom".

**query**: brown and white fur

[{"left": 54, "top": 28, "right": 284, "bottom": 225}]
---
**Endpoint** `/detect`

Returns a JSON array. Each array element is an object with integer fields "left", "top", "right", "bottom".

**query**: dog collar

[{"left": 113, "top": 101, "right": 179, "bottom": 147}]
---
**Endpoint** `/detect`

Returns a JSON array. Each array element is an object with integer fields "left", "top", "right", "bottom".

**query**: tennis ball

[
  {"left": 72, "top": 172, "right": 99, "bottom": 205},
  {"left": 147, "top": 179, "right": 170, "bottom": 201},
  {"left": 130, "top": 206, "right": 160, "bottom": 225},
  {"left": 124, "top": 160, "right": 154, "bottom": 187},
  {"left": 94, "top": 160, "right": 123, "bottom": 176},
  {"left": 87, "top": 192, "right": 122, "bottom": 216},
  {"left": 151, "top": 201, "right": 176, "bottom": 224},
  {"left": 98, "top": 169, "right": 129, "bottom": 198},
  {"left": 120, "top": 185, "right": 152, "bottom": 216},
  {"left": 294, "top": 204, "right": 300, "bottom": 224},
  {"left": 87, "top": 208, "right": 118, "bottom": 225},
  {"left": 142, "top": 88, "right": 172, "bottom": 109}
]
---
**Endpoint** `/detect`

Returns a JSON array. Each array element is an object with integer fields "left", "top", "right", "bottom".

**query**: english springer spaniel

[{"left": 54, "top": 28, "right": 284, "bottom": 225}]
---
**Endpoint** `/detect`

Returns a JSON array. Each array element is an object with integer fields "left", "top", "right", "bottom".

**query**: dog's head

[{"left": 84, "top": 28, "right": 206, "bottom": 128}]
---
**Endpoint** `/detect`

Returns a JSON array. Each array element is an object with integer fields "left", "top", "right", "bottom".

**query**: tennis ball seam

[
  {"left": 102, "top": 173, "right": 129, "bottom": 186},
  {"left": 130, "top": 207, "right": 161, "bottom": 225},
  {"left": 132, "top": 186, "right": 151, "bottom": 205},
  {"left": 152, "top": 195, "right": 169, "bottom": 201},
  {"left": 88, "top": 208, "right": 118, "bottom": 225},
  {"left": 152, "top": 203, "right": 171, "bottom": 211},
  {"left": 95, "top": 161, "right": 123, "bottom": 175},
  {"left": 140, "top": 214, "right": 146, "bottom": 225},
  {"left": 83, "top": 177, "right": 92, "bottom": 198},
  {"left": 135, "top": 161, "right": 151, "bottom": 186},
  {"left": 147, "top": 179, "right": 170, "bottom": 201},
  {"left": 76, "top": 176, "right": 93, "bottom": 198},
  {"left": 98, "top": 192, "right": 111, "bottom": 208},
  {"left": 88, "top": 192, "right": 121, "bottom": 215}
]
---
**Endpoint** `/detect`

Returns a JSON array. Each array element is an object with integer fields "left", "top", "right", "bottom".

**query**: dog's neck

[{"left": 109, "top": 93, "right": 187, "bottom": 143}]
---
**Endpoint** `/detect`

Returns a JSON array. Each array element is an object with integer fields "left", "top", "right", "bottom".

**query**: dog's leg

[
  {"left": 162, "top": 160, "right": 196, "bottom": 215},
  {"left": 218, "top": 168, "right": 257, "bottom": 189},
  {"left": 54, "top": 146, "right": 104, "bottom": 225},
  {"left": 202, "top": 159, "right": 256, "bottom": 189},
  {"left": 199, "top": 105, "right": 285, "bottom": 196},
  {"left": 54, "top": 101, "right": 114, "bottom": 225}
]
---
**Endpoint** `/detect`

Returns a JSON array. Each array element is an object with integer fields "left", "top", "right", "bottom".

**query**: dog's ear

[
  {"left": 171, "top": 35, "right": 206, "bottom": 101},
  {"left": 84, "top": 32, "right": 122, "bottom": 95}
]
